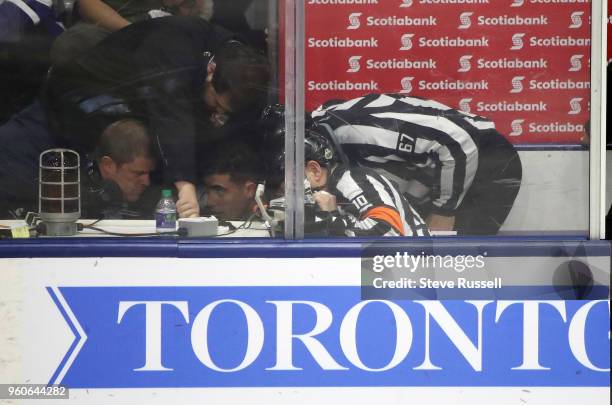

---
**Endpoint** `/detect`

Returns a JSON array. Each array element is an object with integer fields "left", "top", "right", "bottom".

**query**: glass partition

[
  {"left": 297, "top": 0, "right": 598, "bottom": 238},
  {"left": 0, "top": 0, "right": 607, "bottom": 241},
  {"left": 0, "top": 0, "right": 281, "bottom": 238},
  {"left": 605, "top": 0, "right": 611, "bottom": 239}
]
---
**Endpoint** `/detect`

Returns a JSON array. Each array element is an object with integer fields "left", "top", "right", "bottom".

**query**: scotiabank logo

[
  {"left": 529, "top": 79, "right": 590, "bottom": 90},
  {"left": 365, "top": 15, "right": 437, "bottom": 27},
  {"left": 530, "top": 36, "right": 590, "bottom": 47},
  {"left": 400, "top": 77, "right": 414, "bottom": 94},
  {"left": 348, "top": 14, "right": 437, "bottom": 29},
  {"left": 347, "top": 56, "right": 362, "bottom": 73},
  {"left": 569, "top": 11, "right": 584, "bottom": 29},
  {"left": 530, "top": 121, "right": 585, "bottom": 133},
  {"left": 459, "top": 11, "right": 548, "bottom": 29},
  {"left": 458, "top": 12, "right": 473, "bottom": 29},
  {"left": 459, "top": 98, "right": 472, "bottom": 113},
  {"left": 510, "top": 76, "right": 525, "bottom": 94},
  {"left": 477, "top": 15, "right": 548, "bottom": 26},
  {"left": 348, "top": 13, "right": 362, "bottom": 30},
  {"left": 365, "top": 58, "right": 436, "bottom": 70},
  {"left": 510, "top": 0, "right": 524, "bottom": 7},
  {"left": 510, "top": 33, "right": 525, "bottom": 50},
  {"left": 400, "top": 34, "right": 415, "bottom": 50},
  {"left": 400, "top": 0, "right": 412, "bottom": 7},
  {"left": 419, "top": 36, "right": 489, "bottom": 47},
  {"left": 419, "top": 79, "right": 489, "bottom": 91},
  {"left": 458, "top": 55, "right": 472, "bottom": 72},
  {"left": 569, "top": 55, "right": 584, "bottom": 72},
  {"left": 568, "top": 98, "right": 583, "bottom": 115},
  {"left": 477, "top": 101, "right": 547, "bottom": 112},
  {"left": 477, "top": 57, "right": 547, "bottom": 69},
  {"left": 308, "top": 37, "right": 379, "bottom": 48},
  {"left": 509, "top": 119, "right": 524, "bottom": 136},
  {"left": 308, "top": 80, "right": 379, "bottom": 91}
]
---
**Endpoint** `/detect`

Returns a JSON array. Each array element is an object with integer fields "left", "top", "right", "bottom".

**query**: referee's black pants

[{"left": 454, "top": 129, "right": 523, "bottom": 235}]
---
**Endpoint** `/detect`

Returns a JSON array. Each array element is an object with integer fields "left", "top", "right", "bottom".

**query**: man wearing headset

[
  {"left": 0, "top": 111, "right": 156, "bottom": 219},
  {"left": 83, "top": 119, "right": 157, "bottom": 219}
]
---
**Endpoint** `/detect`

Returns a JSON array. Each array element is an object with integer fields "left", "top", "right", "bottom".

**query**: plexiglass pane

[
  {"left": 0, "top": 1, "right": 280, "bottom": 238},
  {"left": 299, "top": 0, "right": 594, "bottom": 237}
]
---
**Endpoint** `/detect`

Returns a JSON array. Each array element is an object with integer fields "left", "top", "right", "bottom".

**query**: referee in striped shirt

[
  {"left": 311, "top": 93, "right": 522, "bottom": 235},
  {"left": 265, "top": 119, "right": 430, "bottom": 237}
]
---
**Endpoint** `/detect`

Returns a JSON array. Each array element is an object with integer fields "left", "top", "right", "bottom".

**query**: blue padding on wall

[
  {"left": 0, "top": 237, "right": 178, "bottom": 258},
  {"left": 1, "top": 237, "right": 609, "bottom": 258},
  {"left": 178, "top": 238, "right": 610, "bottom": 258},
  {"left": 178, "top": 238, "right": 362, "bottom": 258}
]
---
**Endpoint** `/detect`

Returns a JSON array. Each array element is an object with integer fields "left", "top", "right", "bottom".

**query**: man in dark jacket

[
  {"left": 0, "top": 106, "right": 157, "bottom": 219},
  {"left": 44, "top": 16, "right": 270, "bottom": 218}
]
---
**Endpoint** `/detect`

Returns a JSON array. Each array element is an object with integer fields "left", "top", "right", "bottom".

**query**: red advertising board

[
  {"left": 303, "top": 0, "right": 592, "bottom": 144},
  {"left": 608, "top": 0, "right": 612, "bottom": 63}
]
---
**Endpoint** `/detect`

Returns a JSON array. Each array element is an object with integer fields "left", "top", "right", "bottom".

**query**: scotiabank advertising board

[{"left": 304, "top": 0, "right": 592, "bottom": 144}]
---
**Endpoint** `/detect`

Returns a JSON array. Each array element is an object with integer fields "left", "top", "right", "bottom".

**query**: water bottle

[{"left": 155, "top": 189, "right": 177, "bottom": 232}]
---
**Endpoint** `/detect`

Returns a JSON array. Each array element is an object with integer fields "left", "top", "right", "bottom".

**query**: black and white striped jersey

[
  {"left": 311, "top": 93, "right": 497, "bottom": 215},
  {"left": 324, "top": 165, "right": 429, "bottom": 237}
]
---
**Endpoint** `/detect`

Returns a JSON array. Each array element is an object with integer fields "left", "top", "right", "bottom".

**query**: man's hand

[
  {"left": 175, "top": 181, "right": 200, "bottom": 218},
  {"left": 313, "top": 191, "right": 337, "bottom": 212},
  {"left": 426, "top": 213, "right": 456, "bottom": 232}
]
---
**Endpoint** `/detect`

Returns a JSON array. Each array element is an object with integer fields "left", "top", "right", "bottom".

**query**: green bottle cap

[{"left": 161, "top": 189, "right": 173, "bottom": 198}]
